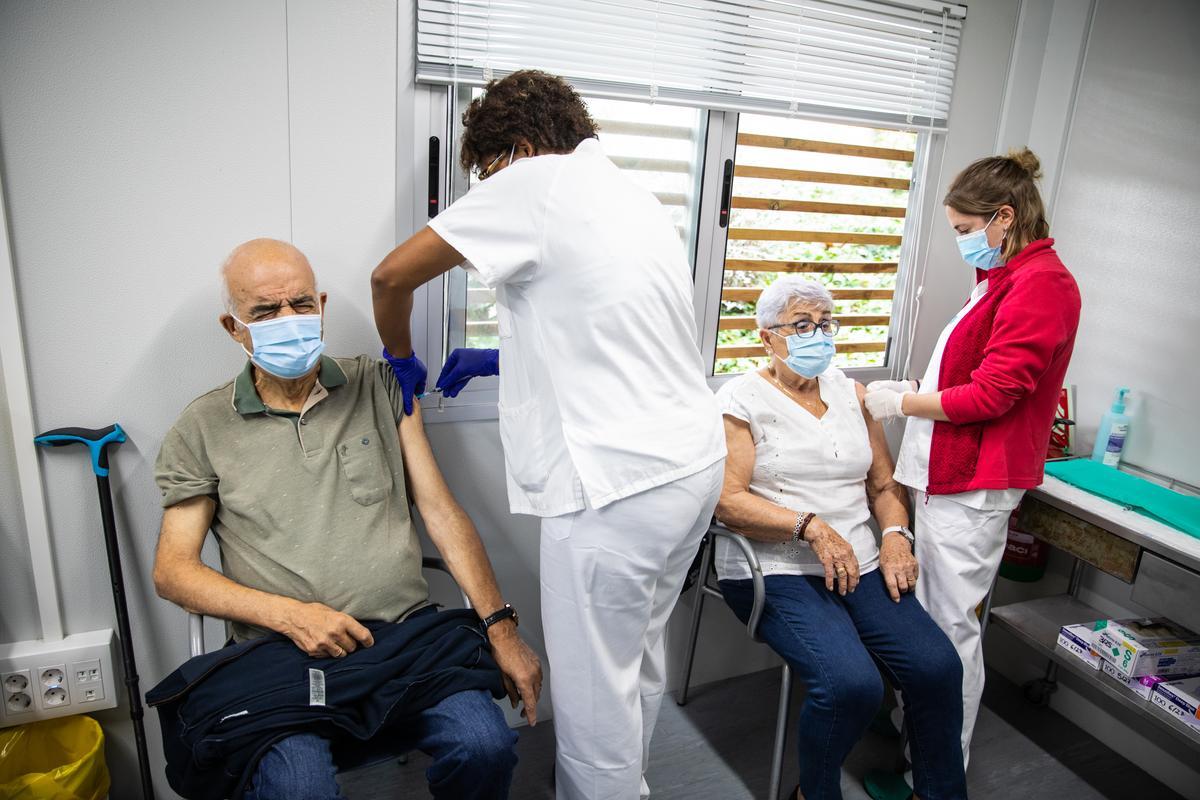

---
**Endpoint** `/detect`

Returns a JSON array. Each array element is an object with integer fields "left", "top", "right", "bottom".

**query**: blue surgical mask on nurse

[{"left": 955, "top": 210, "right": 1004, "bottom": 270}]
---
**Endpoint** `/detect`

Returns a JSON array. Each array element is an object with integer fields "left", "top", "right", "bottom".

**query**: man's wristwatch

[
  {"left": 882, "top": 525, "right": 915, "bottom": 548},
  {"left": 480, "top": 603, "right": 519, "bottom": 632}
]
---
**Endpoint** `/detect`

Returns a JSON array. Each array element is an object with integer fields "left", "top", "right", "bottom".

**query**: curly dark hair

[{"left": 459, "top": 70, "right": 598, "bottom": 174}]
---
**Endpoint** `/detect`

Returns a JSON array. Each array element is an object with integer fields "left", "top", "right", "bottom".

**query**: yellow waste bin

[{"left": 0, "top": 716, "right": 110, "bottom": 800}]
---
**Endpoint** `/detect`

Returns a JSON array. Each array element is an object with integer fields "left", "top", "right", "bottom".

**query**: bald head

[
  {"left": 220, "top": 238, "right": 318, "bottom": 316},
  {"left": 219, "top": 238, "right": 326, "bottom": 356}
]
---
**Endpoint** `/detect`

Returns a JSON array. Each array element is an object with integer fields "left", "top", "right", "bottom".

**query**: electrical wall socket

[
  {"left": 37, "top": 664, "right": 70, "bottom": 710},
  {"left": 0, "top": 630, "right": 118, "bottom": 727},
  {"left": 2, "top": 668, "right": 34, "bottom": 717}
]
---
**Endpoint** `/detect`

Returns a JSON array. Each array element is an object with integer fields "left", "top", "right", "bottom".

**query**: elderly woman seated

[{"left": 714, "top": 276, "right": 966, "bottom": 800}]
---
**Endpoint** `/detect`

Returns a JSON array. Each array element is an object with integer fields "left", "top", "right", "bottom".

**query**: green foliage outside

[
  {"left": 716, "top": 121, "right": 917, "bottom": 375},
  {"left": 459, "top": 106, "right": 919, "bottom": 374}
]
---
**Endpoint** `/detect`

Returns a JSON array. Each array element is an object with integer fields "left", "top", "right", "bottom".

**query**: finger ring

[{"left": 836, "top": 566, "right": 848, "bottom": 574}]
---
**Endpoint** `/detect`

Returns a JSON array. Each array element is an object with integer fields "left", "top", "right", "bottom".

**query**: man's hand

[
  {"left": 487, "top": 622, "right": 542, "bottom": 726},
  {"left": 279, "top": 600, "right": 375, "bottom": 658},
  {"left": 804, "top": 517, "right": 860, "bottom": 595},
  {"left": 382, "top": 347, "right": 428, "bottom": 416},
  {"left": 879, "top": 532, "right": 919, "bottom": 603}
]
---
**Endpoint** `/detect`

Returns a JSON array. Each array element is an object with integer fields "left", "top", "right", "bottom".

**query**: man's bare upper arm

[
  {"left": 395, "top": 403, "right": 459, "bottom": 519},
  {"left": 155, "top": 495, "right": 217, "bottom": 569}
]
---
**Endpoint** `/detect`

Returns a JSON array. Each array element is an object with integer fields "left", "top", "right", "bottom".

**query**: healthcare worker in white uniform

[{"left": 370, "top": 70, "right": 726, "bottom": 800}]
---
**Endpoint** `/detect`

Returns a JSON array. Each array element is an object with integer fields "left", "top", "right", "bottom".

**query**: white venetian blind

[{"left": 415, "top": 0, "right": 967, "bottom": 130}]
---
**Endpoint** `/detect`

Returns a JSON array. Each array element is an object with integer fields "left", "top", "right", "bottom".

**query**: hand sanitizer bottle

[{"left": 1091, "top": 387, "right": 1131, "bottom": 466}]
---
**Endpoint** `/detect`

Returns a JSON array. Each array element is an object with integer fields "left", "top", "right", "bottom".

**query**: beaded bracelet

[{"left": 791, "top": 511, "right": 815, "bottom": 543}]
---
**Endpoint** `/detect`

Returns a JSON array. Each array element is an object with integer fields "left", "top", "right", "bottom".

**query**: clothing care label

[{"left": 309, "top": 668, "right": 326, "bottom": 706}]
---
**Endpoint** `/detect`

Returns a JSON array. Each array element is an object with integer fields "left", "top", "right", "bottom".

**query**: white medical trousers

[
  {"left": 911, "top": 489, "right": 1013, "bottom": 768},
  {"left": 539, "top": 460, "right": 724, "bottom": 800}
]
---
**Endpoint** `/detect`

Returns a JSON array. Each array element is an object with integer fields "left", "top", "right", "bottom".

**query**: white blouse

[{"left": 714, "top": 368, "right": 880, "bottom": 581}]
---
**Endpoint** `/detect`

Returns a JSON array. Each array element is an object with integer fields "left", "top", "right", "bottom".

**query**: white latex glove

[
  {"left": 864, "top": 387, "right": 911, "bottom": 421},
  {"left": 866, "top": 379, "right": 917, "bottom": 395}
]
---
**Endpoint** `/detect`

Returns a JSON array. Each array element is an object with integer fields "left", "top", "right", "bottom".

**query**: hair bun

[{"left": 1007, "top": 147, "right": 1043, "bottom": 180}]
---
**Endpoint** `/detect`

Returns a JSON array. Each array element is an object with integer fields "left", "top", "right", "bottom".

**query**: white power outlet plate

[
  {"left": 2, "top": 669, "right": 34, "bottom": 717},
  {"left": 0, "top": 630, "right": 118, "bottom": 727},
  {"left": 37, "top": 664, "right": 70, "bottom": 710}
]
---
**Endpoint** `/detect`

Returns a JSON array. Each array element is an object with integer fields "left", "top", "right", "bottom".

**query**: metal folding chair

[{"left": 677, "top": 523, "right": 791, "bottom": 800}]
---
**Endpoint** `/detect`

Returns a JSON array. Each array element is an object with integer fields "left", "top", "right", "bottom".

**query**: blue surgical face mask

[
  {"left": 955, "top": 210, "right": 1002, "bottom": 270},
  {"left": 233, "top": 311, "right": 325, "bottom": 380},
  {"left": 776, "top": 331, "right": 835, "bottom": 378}
]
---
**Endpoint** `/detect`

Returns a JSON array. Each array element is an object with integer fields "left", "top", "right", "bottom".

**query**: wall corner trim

[{"left": 0, "top": 164, "right": 65, "bottom": 642}]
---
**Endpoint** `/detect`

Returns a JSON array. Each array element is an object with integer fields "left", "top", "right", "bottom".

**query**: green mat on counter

[{"left": 1044, "top": 459, "right": 1200, "bottom": 539}]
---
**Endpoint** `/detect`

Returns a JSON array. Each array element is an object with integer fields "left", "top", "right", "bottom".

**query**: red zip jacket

[{"left": 927, "top": 239, "right": 1080, "bottom": 495}]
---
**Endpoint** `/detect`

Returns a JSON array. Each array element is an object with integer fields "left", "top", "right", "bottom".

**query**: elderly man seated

[
  {"left": 151, "top": 239, "right": 540, "bottom": 800},
  {"left": 714, "top": 276, "right": 966, "bottom": 800}
]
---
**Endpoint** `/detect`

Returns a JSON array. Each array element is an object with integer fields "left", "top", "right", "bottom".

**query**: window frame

[
  {"left": 409, "top": 83, "right": 501, "bottom": 423},
  {"left": 697, "top": 113, "right": 932, "bottom": 391},
  {"left": 405, "top": 83, "right": 934, "bottom": 423}
]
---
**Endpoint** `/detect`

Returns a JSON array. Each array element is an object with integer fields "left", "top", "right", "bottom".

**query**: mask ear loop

[
  {"left": 228, "top": 313, "right": 256, "bottom": 362},
  {"left": 983, "top": 208, "right": 1010, "bottom": 262}
]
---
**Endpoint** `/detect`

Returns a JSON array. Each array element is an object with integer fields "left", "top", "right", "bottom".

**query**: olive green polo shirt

[{"left": 155, "top": 355, "right": 428, "bottom": 642}]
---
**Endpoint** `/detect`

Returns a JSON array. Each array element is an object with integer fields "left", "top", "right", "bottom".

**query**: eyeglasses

[
  {"left": 473, "top": 152, "right": 505, "bottom": 181},
  {"left": 767, "top": 319, "right": 840, "bottom": 338}
]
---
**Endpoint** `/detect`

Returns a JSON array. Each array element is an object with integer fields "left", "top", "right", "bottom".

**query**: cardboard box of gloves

[
  {"left": 1056, "top": 623, "right": 1102, "bottom": 669},
  {"left": 1092, "top": 618, "right": 1200, "bottom": 679},
  {"left": 1098, "top": 659, "right": 1198, "bottom": 701},
  {"left": 1151, "top": 676, "right": 1200, "bottom": 729}
]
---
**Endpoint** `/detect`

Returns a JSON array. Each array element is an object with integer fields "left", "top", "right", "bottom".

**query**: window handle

[
  {"left": 428, "top": 136, "right": 440, "bottom": 218},
  {"left": 718, "top": 158, "right": 733, "bottom": 228}
]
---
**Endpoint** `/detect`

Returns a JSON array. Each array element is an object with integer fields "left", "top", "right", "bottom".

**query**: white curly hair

[{"left": 754, "top": 275, "right": 834, "bottom": 329}]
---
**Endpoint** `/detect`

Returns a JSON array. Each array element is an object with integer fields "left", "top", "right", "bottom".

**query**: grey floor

[{"left": 340, "top": 666, "right": 1183, "bottom": 799}]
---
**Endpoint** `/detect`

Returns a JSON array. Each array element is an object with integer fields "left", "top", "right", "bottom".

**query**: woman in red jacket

[{"left": 864, "top": 148, "right": 1080, "bottom": 768}]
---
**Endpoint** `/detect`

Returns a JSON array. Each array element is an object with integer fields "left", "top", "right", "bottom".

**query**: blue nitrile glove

[
  {"left": 436, "top": 348, "right": 500, "bottom": 398},
  {"left": 382, "top": 347, "right": 427, "bottom": 416}
]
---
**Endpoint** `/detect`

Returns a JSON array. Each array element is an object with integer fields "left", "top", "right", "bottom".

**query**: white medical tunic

[
  {"left": 894, "top": 279, "right": 1024, "bottom": 511},
  {"left": 429, "top": 138, "right": 725, "bottom": 517}
]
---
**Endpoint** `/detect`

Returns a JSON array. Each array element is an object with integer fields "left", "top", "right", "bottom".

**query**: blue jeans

[
  {"left": 244, "top": 689, "right": 518, "bottom": 800},
  {"left": 721, "top": 570, "right": 966, "bottom": 800}
]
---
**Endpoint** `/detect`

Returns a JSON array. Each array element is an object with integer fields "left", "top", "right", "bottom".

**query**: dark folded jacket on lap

[{"left": 145, "top": 608, "right": 505, "bottom": 800}]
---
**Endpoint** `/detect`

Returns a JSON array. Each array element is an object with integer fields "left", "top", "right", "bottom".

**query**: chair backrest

[{"left": 187, "top": 556, "right": 469, "bottom": 657}]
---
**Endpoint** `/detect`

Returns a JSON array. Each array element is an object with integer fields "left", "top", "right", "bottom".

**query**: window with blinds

[
  {"left": 410, "top": 0, "right": 964, "bottom": 410},
  {"left": 416, "top": 0, "right": 966, "bottom": 130},
  {"left": 449, "top": 94, "right": 707, "bottom": 351},
  {"left": 715, "top": 113, "right": 916, "bottom": 373}
]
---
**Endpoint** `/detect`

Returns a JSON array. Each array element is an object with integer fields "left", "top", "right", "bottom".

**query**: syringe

[{"left": 417, "top": 387, "right": 446, "bottom": 412}]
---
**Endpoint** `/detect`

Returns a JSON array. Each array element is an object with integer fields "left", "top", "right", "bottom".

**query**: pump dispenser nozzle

[{"left": 1112, "top": 387, "right": 1130, "bottom": 414}]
